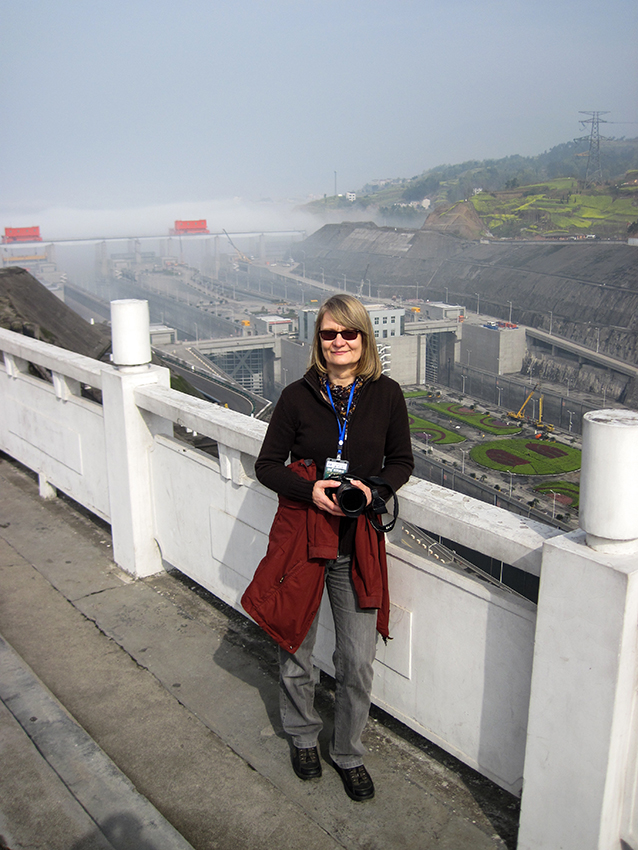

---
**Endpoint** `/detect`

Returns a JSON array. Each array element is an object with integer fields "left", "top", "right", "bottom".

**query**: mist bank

[{"left": 0, "top": 197, "right": 340, "bottom": 242}]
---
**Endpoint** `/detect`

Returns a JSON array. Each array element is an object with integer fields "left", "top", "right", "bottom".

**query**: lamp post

[
  {"left": 467, "top": 350, "right": 471, "bottom": 367},
  {"left": 549, "top": 310, "right": 553, "bottom": 336},
  {"left": 568, "top": 410, "right": 574, "bottom": 432},
  {"left": 476, "top": 292, "right": 480, "bottom": 315},
  {"left": 508, "top": 300, "right": 513, "bottom": 323},
  {"left": 497, "top": 385, "right": 503, "bottom": 407},
  {"left": 461, "top": 449, "right": 468, "bottom": 474},
  {"left": 445, "top": 287, "right": 449, "bottom": 303},
  {"left": 508, "top": 470, "right": 513, "bottom": 497},
  {"left": 550, "top": 490, "right": 558, "bottom": 520}
]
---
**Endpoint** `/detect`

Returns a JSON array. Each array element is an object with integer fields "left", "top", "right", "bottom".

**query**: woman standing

[{"left": 243, "top": 294, "right": 414, "bottom": 802}]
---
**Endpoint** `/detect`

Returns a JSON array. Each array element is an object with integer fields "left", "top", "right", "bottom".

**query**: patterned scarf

[{"left": 320, "top": 375, "right": 366, "bottom": 423}]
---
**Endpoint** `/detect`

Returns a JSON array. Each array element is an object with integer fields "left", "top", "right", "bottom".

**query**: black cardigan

[{"left": 255, "top": 367, "right": 414, "bottom": 506}]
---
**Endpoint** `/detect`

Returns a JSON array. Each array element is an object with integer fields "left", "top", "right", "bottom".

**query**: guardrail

[{"left": 3, "top": 311, "right": 638, "bottom": 849}]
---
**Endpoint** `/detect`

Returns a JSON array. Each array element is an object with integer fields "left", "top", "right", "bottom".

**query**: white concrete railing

[{"left": 2, "top": 305, "right": 638, "bottom": 849}]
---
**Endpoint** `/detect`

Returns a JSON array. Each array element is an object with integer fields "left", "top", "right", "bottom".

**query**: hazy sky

[{"left": 1, "top": 0, "right": 636, "bottom": 236}]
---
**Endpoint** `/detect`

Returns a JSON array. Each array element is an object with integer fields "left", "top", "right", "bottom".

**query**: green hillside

[
  {"left": 303, "top": 138, "right": 638, "bottom": 237},
  {"left": 470, "top": 178, "right": 638, "bottom": 238}
]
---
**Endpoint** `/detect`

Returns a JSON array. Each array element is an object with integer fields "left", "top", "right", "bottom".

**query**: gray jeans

[{"left": 279, "top": 555, "right": 378, "bottom": 769}]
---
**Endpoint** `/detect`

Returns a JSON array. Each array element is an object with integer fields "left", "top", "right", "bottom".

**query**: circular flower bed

[{"left": 471, "top": 438, "right": 581, "bottom": 475}]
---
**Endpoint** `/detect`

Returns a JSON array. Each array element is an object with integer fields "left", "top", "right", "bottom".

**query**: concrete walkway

[{"left": 0, "top": 455, "right": 518, "bottom": 850}]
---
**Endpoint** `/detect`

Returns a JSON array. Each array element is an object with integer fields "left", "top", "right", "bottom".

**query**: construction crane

[
  {"left": 507, "top": 384, "right": 539, "bottom": 421},
  {"left": 223, "top": 230, "right": 251, "bottom": 265},
  {"left": 507, "top": 384, "right": 555, "bottom": 431},
  {"left": 534, "top": 395, "right": 555, "bottom": 432}
]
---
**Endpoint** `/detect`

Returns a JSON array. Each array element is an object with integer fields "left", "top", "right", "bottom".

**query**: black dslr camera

[
  {"left": 328, "top": 476, "right": 368, "bottom": 518},
  {"left": 326, "top": 473, "right": 399, "bottom": 533}
]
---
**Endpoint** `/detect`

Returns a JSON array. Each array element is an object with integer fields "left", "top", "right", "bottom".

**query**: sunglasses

[{"left": 319, "top": 329, "right": 360, "bottom": 341}]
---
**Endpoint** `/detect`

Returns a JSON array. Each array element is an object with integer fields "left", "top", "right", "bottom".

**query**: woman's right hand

[{"left": 312, "top": 479, "right": 345, "bottom": 516}]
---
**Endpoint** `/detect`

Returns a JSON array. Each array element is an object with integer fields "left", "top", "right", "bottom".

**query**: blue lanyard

[{"left": 325, "top": 381, "right": 356, "bottom": 460}]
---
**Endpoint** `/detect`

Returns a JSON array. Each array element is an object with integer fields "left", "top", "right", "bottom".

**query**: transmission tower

[{"left": 574, "top": 111, "right": 610, "bottom": 186}]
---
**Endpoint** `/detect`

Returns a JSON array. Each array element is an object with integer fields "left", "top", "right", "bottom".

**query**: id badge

[{"left": 324, "top": 457, "right": 349, "bottom": 479}]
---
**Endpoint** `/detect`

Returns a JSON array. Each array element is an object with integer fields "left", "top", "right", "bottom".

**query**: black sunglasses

[{"left": 319, "top": 329, "right": 360, "bottom": 341}]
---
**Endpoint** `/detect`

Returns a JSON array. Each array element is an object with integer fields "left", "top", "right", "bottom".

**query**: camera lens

[{"left": 336, "top": 481, "right": 367, "bottom": 517}]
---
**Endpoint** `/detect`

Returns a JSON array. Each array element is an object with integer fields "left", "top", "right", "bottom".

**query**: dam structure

[{"left": 293, "top": 222, "right": 638, "bottom": 405}]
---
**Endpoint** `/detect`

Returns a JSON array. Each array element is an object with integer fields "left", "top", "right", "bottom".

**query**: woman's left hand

[{"left": 348, "top": 479, "right": 373, "bottom": 507}]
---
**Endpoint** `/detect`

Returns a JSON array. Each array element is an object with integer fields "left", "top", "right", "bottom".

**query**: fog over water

[
  {"left": 0, "top": 199, "right": 324, "bottom": 242},
  {"left": 1, "top": 0, "right": 636, "bottom": 239}
]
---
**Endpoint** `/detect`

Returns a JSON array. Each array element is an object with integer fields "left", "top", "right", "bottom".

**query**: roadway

[
  {"left": 526, "top": 327, "right": 638, "bottom": 379},
  {"left": 2, "top": 229, "right": 306, "bottom": 247},
  {"left": 153, "top": 351, "right": 267, "bottom": 417}
]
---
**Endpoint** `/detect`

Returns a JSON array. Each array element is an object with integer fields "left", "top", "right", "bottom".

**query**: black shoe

[
  {"left": 333, "top": 763, "right": 375, "bottom": 801},
  {"left": 292, "top": 745, "right": 322, "bottom": 780}
]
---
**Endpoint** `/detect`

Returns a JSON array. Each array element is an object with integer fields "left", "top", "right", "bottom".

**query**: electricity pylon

[{"left": 574, "top": 111, "right": 610, "bottom": 186}]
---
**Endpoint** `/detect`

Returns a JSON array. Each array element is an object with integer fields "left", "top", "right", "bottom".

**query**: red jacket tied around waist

[{"left": 241, "top": 458, "right": 390, "bottom": 654}]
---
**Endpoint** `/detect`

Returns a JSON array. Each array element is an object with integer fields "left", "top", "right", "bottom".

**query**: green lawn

[
  {"left": 471, "top": 438, "right": 581, "bottom": 475},
  {"left": 534, "top": 480, "right": 580, "bottom": 509},
  {"left": 408, "top": 414, "right": 465, "bottom": 444},
  {"left": 422, "top": 401, "right": 521, "bottom": 435}
]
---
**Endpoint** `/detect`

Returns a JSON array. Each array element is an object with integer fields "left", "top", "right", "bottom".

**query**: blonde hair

[{"left": 309, "top": 294, "right": 383, "bottom": 381}]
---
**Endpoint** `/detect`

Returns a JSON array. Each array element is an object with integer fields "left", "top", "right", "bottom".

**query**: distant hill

[{"left": 303, "top": 138, "right": 638, "bottom": 237}]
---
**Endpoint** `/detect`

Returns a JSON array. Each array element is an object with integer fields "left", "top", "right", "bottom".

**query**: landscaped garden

[
  {"left": 421, "top": 401, "right": 521, "bottom": 436},
  {"left": 408, "top": 413, "right": 465, "bottom": 445},
  {"left": 408, "top": 413, "right": 465, "bottom": 446},
  {"left": 470, "top": 438, "right": 582, "bottom": 475},
  {"left": 534, "top": 480, "right": 580, "bottom": 508}
]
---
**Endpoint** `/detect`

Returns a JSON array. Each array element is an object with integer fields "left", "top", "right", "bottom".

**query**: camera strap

[
  {"left": 338, "top": 474, "right": 399, "bottom": 534},
  {"left": 365, "top": 476, "right": 399, "bottom": 534}
]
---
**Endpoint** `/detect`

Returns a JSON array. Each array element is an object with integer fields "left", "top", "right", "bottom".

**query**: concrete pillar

[
  {"left": 518, "top": 409, "right": 638, "bottom": 850},
  {"left": 111, "top": 299, "right": 151, "bottom": 368},
  {"left": 102, "top": 300, "right": 171, "bottom": 578},
  {"left": 580, "top": 409, "right": 638, "bottom": 554}
]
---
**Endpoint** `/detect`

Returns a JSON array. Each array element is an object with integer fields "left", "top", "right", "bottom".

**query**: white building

[
  {"left": 461, "top": 321, "right": 527, "bottom": 375},
  {"left": 297, "top": 304, "right": 405, "bottom": 343},
  {"left": 252, "top": 315, "right": 293, "bottom": 336}
]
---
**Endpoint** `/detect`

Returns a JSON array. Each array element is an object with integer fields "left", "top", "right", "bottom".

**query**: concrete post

[
  {"left": 580, "top": 409, "right": 638, "bottom": 554},
  {"left": 518, "top": 409, "right": 638, "bottom": 850},
  {"left": 102, "top": 300, "right": 171, "bottom": 578}
]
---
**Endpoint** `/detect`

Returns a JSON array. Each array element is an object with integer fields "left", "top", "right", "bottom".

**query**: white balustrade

[{"left": 2, "top": 307, "right": 638, "bottom": 847}]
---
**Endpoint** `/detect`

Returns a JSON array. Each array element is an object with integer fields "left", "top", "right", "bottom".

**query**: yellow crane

[
  {"left": 507, "top": 384, "right": 555, "bottom": 431},
  {"left": 223, "top": 229, "right": 251, "bottom": 265},
  {"left": 507, "top": 384, "right": 539, "bottom": 421},
  {"left": 534, "top": 395, "right": 555, "bottom": 432}
]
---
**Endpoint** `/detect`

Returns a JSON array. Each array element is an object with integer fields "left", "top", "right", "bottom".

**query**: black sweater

[{"left": 255, "top": 367, "right": 414, "bottom": 506}]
